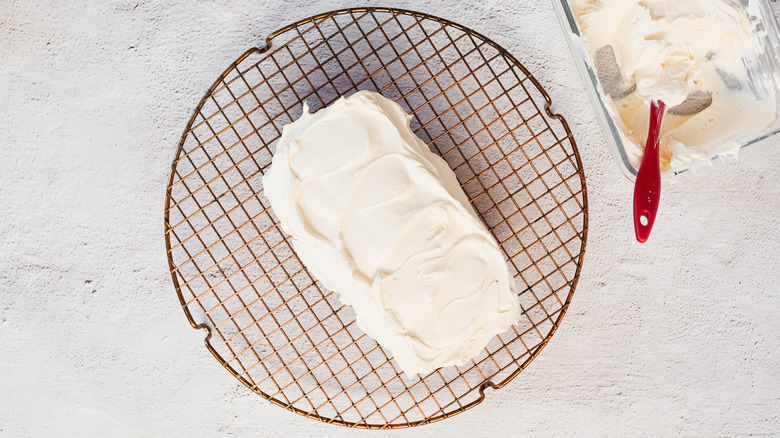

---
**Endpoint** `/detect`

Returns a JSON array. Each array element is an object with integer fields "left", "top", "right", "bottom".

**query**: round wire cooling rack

[{"left": 164, "top": 7, "right": 588, "bottom": 429}]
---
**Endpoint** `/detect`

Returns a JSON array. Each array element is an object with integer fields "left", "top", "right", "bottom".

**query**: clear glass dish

[{"left": 552, "top": 0, "right": 780, "bottom": 181}]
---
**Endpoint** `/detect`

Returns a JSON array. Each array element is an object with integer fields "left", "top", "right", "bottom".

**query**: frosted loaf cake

[{"left": 262, "top": 91, "right": 520, "bottom": 377}]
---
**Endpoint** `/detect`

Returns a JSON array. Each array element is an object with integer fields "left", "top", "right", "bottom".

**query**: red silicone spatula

[{"left": 633, "top": 100, "right": 666, "bottom": 243}]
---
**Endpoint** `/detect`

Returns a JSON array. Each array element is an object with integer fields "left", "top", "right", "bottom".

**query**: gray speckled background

[{"left": 2, "top": 1, "right": 779, "bottom": 436}]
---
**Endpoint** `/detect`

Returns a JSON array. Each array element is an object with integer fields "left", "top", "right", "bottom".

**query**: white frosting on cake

[{"left": 262, "top": 90, "right": 520, "bottom": 377}]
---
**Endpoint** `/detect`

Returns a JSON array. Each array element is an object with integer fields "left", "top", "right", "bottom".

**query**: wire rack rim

[
  {"left": 163, "top": 6, "right": 589, "bottom": 430},
  {"left": 196, "top": 6, "right": 534, "bottom": 117}
]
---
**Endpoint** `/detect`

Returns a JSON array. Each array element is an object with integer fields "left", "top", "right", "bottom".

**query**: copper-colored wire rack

[{"left": 164, "top": 7, "right": 588, "bottom": 429}]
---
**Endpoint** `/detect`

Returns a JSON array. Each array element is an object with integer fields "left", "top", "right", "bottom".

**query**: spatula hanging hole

[{"left": 640, "top": 213, "right": 649, "bottom": 226}]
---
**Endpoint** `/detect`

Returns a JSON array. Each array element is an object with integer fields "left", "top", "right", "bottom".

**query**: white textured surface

[{"left": 1, "top": 0, "right": 779, "bottom": 436}]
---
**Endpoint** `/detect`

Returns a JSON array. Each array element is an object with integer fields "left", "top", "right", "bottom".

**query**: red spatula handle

[{"left": 633, "top": 100, "right": 665, "bottom": 243}]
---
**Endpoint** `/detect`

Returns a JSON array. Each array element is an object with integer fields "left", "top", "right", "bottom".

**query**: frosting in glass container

[{"left": 570, "top": 0, "right": 778, "bottom": 171}]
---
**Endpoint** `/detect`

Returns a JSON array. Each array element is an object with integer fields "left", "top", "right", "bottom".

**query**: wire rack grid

[{"left": 164, "top": 7, "right": 588, "bottom": 429}]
